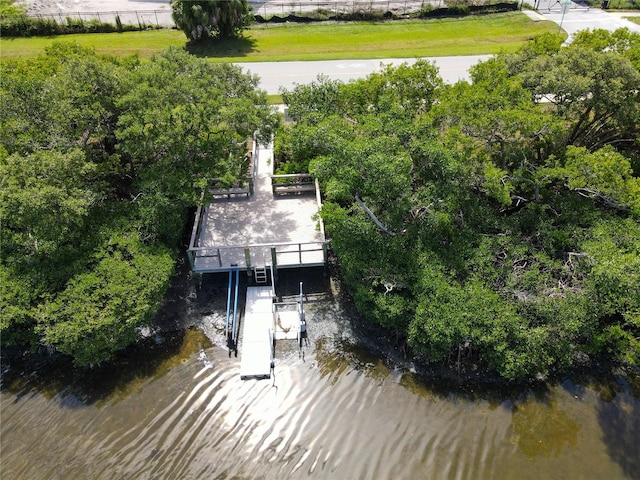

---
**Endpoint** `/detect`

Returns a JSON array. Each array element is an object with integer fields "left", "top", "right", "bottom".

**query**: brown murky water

[{"left": 2, "top": 273, "right": 639, "bottom": 480}]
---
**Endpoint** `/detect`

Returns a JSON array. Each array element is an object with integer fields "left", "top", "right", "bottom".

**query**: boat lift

[
  {"left": 273, "top": 282, "right": 307, "bottom": 352},
  {"left": 239, "top": 271, "right": 308, "bottom": 380},
  {"left": 226, "top": 266, "right": 241, "bottom": 357}
]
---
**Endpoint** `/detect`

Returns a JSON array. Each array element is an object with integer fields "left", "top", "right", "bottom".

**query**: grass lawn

[
  {"left": 0, "top": 12, "right": 559, "bottom": 61},
  {"left": 0, "top": 29, "right": 187, "bottom": 59},
  {"left": 268, "top": 94, "right": 284, "bottom": 104}
]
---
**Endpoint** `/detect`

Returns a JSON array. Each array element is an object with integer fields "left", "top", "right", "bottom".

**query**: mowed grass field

[{"left": 0, "top": 12, "right": 559, "bottom": 60}]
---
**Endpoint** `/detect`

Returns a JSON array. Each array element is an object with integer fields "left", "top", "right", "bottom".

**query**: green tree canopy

[
  {"left": 38, "top": 235, "right": 174, "bottom": 366},
  {"left": 171, "top": 0, "right": 252, "bottom": 42},
  {"left": 515, "top": 39, "right": 640, "bottom": 153},
  {"left": 1, "top": 44, "right": 275, "bottom": 366},
  {"left": 0, "top": 148, "right": 97, "bottom": 260},
  {"left": 279, "top": 29, "right": 640, "bottom": 379}
]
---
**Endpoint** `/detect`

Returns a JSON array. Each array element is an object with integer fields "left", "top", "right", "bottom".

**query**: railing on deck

[
  {"left": 187, "top": 139, "right": 328, "bottom": 273},
  {"left": 210, "top": 139, "right": 257, "bottom": 198},
  {"left": 209, "top": 179, "right": 253, "bottom": 198},
  {"left": 188, "top": 241, "right": 328, "bottom": 272},
  {"left": 271, "top": 173, "right": 316, "bottom": 195},
  {"left": 187, "top": 202, "right": 207, "bottom": 271}
]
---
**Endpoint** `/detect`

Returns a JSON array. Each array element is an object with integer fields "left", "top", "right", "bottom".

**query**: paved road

[
  {"left": 29, "top": 1, "right": 640, "bottom": 94},
  {"left": 528, "top": 0, "right": 640, "bottom": 42},
  {"left": 236, "top": 55, "right": 492, "bottom": 94},
  {"left": 238, "top": 5, "right": 640, "bottom": 94}
]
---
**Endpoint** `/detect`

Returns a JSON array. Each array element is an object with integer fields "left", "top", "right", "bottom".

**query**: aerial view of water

[{"left": 2, "top": 270, "right": 639, "bottom": 479}]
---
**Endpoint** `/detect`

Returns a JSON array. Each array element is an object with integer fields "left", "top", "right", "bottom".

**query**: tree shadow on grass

[{"left": 185, "top": 35, "right": 258, "bottom": 59}]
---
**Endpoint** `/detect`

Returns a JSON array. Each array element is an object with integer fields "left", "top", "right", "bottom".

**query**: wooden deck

[
  {"left": 239, "top": 286, "right": 274, "bottom": 380},
  {"left": 188, "top": 139, "right": 327, "bottom": 273}
]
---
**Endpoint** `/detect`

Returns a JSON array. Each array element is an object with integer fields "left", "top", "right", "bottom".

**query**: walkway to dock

[
  {"left": 188, "top": 138, "right": 327, "bottom": 273},
  {"left": 239, "top": 286, "right": 275, "bottom": 380}
]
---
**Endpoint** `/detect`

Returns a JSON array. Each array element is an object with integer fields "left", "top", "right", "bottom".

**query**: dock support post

[
  {"left": 187, "top": 249, "right": 195, "bottom": 272},
  {"left": 299, "top": 282, "right": 304, "bottom": 318},
  {"left": 244, "top": 246, "right": 252, "bottom": 277},
  {"left": 270, "top": 247, "right": 278, "bottom": 284},
  {"left": 323, "top": 242, "right": 329, "bottom": 277}
]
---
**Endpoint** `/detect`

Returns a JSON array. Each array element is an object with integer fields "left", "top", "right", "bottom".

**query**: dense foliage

[
  {"left": 0, "top": 16, "right": 154, "bottom": 37},
  {"left": 1, "top": 44, "right": 277, "bottom": 365},
  {"left": 0, "top": 0, "right": 154, "bottom": 37},
  {"left": 0, "top": 0, "right": 24, "bottom": 15},
  {"left": 171, "top": 0, "right": 252, "bottom": 42},
  {"left": 280, "top": 29, "right": 640, "bottom": 380}
]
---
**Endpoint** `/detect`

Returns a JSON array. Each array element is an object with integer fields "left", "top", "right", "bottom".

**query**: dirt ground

[
  {"left": 22, "top": 0, "right": 172, "bottom": 14},
  {"left": 21, "top": 0, "right": 427, "bottom": 20}
]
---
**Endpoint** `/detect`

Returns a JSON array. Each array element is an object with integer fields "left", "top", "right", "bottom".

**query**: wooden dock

[
  {"left": 240, "top": 286, "right": 275, "bottom": 380},
  {"left": 187, "top": 137, "right": 328, "bottom": 274}
]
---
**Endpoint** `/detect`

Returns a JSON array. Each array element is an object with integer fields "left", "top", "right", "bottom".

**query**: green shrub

[
  {"left": 0, "top": 0, "right": 25, "bottom": 16},
  {"left": 0, "top": 15, "right": 153, "bottom": 37}
]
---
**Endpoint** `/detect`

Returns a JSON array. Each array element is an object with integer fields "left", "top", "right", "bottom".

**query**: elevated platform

[
  {"left": 240, "top": 286, "right": 275, "bottom": 380},
  {"left": 187, "top": 138, "right": 328, "bottom": 274}
]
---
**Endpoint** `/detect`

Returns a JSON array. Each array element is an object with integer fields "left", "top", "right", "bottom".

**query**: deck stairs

[{"left": 254, "top": 265, "right": 268, "bottom": 284}]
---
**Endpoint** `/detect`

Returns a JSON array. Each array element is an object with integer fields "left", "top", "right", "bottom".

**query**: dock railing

[
  {"left": 209, "top": 138, "right": 257, "bottom": 198},
  {"left": 271, "top": 173, "right": 316, "bottom": 195},
  {"left": 188, "top": 240, "right": 328, "bottom": 272},
  {"left": 187, "top": 202, "right": 206, "bottom": 271}
]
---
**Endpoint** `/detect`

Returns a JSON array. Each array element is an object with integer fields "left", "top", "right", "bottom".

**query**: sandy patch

[
  {"left": 19, "top": 0, "right": 430, "bottom": 27},
  {"left": 22, "top": 0, "right": 426, "bottom": 16},
  {"left": 23, "top": 0, "right": 172, "bottom": 14}
]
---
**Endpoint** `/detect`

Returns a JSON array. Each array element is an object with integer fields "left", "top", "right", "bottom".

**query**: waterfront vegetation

[
  {"left": 277, "top": 28, "right": 640, "bottom": 380},
  {"left": 0, "top": 13, "right": 559, "bottom": 60},
  {"left": 0, "top": 44, "right": 278, "bottom": 365},
  {"left": 1, "top": 23, "right": 639, "bottom": 380}
]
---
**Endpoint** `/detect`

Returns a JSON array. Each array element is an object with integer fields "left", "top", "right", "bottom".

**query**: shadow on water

[
  {"left": 596, "top": 372, "right": 640, "bottom": 477},
  {"left": 313, "top": 331, "right": 552, "bottom": 404},
  {"left": 312, "top": 337, "right": 385, "bottom": 386},
  {"left": 313, "top": 331, "right": 588, "bottom": 461},
  {"left": 509, "top": 389, "right": 581, "bottom": 459},
  {"left": 0, "top": 327, "right": 212, "bottom": 408},
  {"left": 185, "top": 36, "right": 258, "bottom": 59}
]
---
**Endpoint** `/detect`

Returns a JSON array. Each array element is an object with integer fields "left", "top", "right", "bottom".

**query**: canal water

[{"left": 1, "top": 269, "right": 639, "bottom": 479}]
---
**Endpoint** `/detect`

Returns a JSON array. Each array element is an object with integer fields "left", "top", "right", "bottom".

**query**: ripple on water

[{"left": 2, "top": 332, "right": 639, "bottom": 479}]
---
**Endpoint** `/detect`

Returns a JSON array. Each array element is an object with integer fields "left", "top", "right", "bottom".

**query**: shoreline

[{"left": 2, "top": 250, "right": 639, "bottom": 399}]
